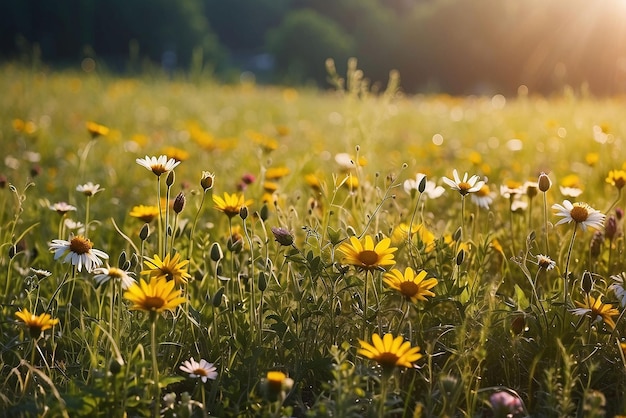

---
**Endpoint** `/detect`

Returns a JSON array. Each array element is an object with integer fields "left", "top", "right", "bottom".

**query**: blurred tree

[{"left": 266, "top": 9, "right": 355, "bottom": 85}]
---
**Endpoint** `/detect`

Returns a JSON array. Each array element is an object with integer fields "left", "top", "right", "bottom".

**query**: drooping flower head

[
  {"left": 93, "top": 265, "right": 136, "bottom": 289},
  {"left": 136, "top": 155, "right": 181, "bottom": 177},
  {"left": 572, "top": 295, "right": 619, "bottom": 330},
  {"left": 124, "top": 277, "right": 186, "bottom": 313},
  {"left": 536, "top": 254, "right": 556, "bottom": 271},
  {"left": 552, "top": 200, "right": 605, "bottom": 231},
  {"left": 15, "top": 308, "right": 59, "bottom": 338},
  {"left": 49, "top": 235, "right": 109, "bottom": 272},
  {"left": 213, "top": 192, "right": 251, "bottom": 218},
  {"left": 606, "top": 169, "right": 626, "bottom": 190},
  {"left": 383, "top": 267, "right": 438, "bottom": 303},
  {"left": 338, "top": 235, "right": 397, "bottom": 271},
  {"left": 180, "top": 357, "right": 218, "bottom": 383},
  {"left": 442, "top": 169, "right": 485, "bottom": 196},
  {"left": 142, "top": 253, "right": 191, "bottom": 286},
  {"left": 358, "top": 333, "right": 422, "bottom": 371}
]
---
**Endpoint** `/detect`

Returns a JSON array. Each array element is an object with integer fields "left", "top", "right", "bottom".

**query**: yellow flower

[
  {"left": 130, "top": 205, "right": 160, "bottom": 223},
  {"left": 606, "top": 170, "right": 626, "bottom": 190},
  {"left": 15, "top": 308, "right": 59, "bottom": 338},
  {"left": 561, "top": 174, "right": 581, "bottom": 189},
  {"left": 265, "top": 166, "right": 290, "bottom": 180},
  {"left": 86, "top": 121, "right": 110, "bottom": 138},
  {"left": 305, "top": 173, "right": 322, "bottom": 191},
  {"left": 213, "top": 192, "right": 252, "bottom": 218},
  {"left": 391, "top": 223, "right": 435, "bottom": 252},
  {"left": 142, "top": 253, "right": 191, "bottom": 285},
  {"left": 358, "top": 333, "right": 422, "bottom": 370},
  {"left": 383, "top": 267, "right": 438, "bottom": 303},
  {"left": 573, "top": 295, "right": 619, "bottom": 330},
  {"left": 338, "top": 235, "right": 396, "bottom": 271},
  {"left": 124, "top": 277, "right": 186, "bottom": 313},
  {"left": 161, "top": 146, "right": 190, "bottom": 162},
  {"left": 585, "top": 152, "right": 599, "bottom": 167},
  {"left": 266, "top": 371, "right": 294, "bottom": 393}
]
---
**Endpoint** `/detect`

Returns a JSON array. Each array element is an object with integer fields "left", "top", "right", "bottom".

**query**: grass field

[{"left": 2, "top": 61, "right": 626, "bottom": 417}]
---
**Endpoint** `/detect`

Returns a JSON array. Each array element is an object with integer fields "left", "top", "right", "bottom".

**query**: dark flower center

[
  {"left": 458, "top": 182, "right": 472, "bottom": 195},
  {"left": 142, "top": 296, "right": 165, "bottom": 310},
  {"left": 69, "top": 236, "right": 93, "bottom": 254},
  {"left": 358, "top": 250, "right": 379, "bottom": 266},
  {"left": 399, "top": 281, "right": 419, "bottom": 297},
  {"left": 570, "top": 205, "right": 589, "bottom": 223},
  {"left": 376, "top": 352, "right": 400, "bottom": 367}
]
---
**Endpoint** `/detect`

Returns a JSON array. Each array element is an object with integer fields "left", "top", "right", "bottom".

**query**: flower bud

[
  {"left": 538, "top": 172, "right": 551, "bottom": 192},
  {"left": 258, "top": 271, "right": 267, "bottom": 292},
  {"left": 239, "top": 205, "right": 248, "bottom": 220},
  {"left": 605, "top": 215, "right": 618, "bottom": 241},
  {"left": 271, "top": 227, "right": 294, "bottom": 246},
  {"left": 200, "top": 171, "right": 215, "bottom": 191},
  {"left": 139, "top": 223, "right": 150, "bottom": 241},
  {"left": 581, "top": 270, "right": 593, "bottom": 294},
  {"left": 210, "top": 242, "right": 223, "bottom": 262},
  {"left": 166, "top": 170, "right": 175, "bottom": 187},
  {"left": 212, "top": 287, "right": 224, "bottom": 307},
  {"left": 173, "top": 191, "right": 186, "bottom": 214}
]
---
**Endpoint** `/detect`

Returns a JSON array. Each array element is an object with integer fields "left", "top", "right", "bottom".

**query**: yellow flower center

[
  {"left": 376, "top": 352, "right": 400, "bottom": 368},
  {"left": 358, "top": 250, "right": 379, "bottom": 266},
  {"left": 69, "top": 236, "right": 93, "bottom": 254},
  {"left": 458, "top": 182, "right": 472, "bottom": 195},
  {"left": 142, "top": 296, "right": 166, "bottom": 310},
  {"left": 107, "top": 267, "right": 124, "bottom": 279},
  {"left": 399, "top": 281, "right": 419, "bottom": 297},
  {"left": 151, "top": 165, "right": 168, "bottom": 176},
  {"left": 570, "top": 205, "right": 589, "bottom": 223}
]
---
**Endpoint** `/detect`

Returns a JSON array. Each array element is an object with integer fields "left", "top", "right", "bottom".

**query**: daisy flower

[
  {"left": 442, "top": 169, "right": 485, "bottom": 196},
  {"left": 124, "top": 277, "right": 186, "bottom": 313},
  {"left": 403, "top": 173, "right": 445, "bottom": 199},
  {"left": 572, "top": 295, "right": 619, "bottom": 330},
  {"left": 49, "top": 202, "right": 77, "bottom": 215},
  {"left": 179, "top": 357, "right": 218, "bottom": 383},
  {"left": 471, "top": 184, "right": 495, "bottom": 209},
  {"left": 383, "top": 267, "right": 438, "bottom": 303},
  {"left": 76, "top": 182, "right": 103, "bottom": 196},
  {"left": 49, "top": 235, "right": 109, "bottom": 272},
  {"left": 559, "top": 186, "right": 583, "bottom": 198},
  {"left": 136, "top": 155, "right": 181, "bottom": 177},
  {"left": 358, "top": 333, "right": 422, "bottom": 370},
  {"left": 142, "top": 252, "right": 191, "bottom": 285},
  {"left": 213, "top": 192, "right": 252, "bottom": 218},
  {"left": 552, "top": 200, "right": 605, "bottom": 231},
  {"left": 536, "top": 254, "right": 556, "bottom": 271},
  {"left": 93, "top": 265, "right": 136, "bottom": 289},
  {"left": 15, "top": 308, "right": 59, "bottom": 338},
  {"left": 338, "top": 235, "right": 397, "bottom": 271},
  {"left": 129, "top": 205, "right": 160, "bottom": 223}
]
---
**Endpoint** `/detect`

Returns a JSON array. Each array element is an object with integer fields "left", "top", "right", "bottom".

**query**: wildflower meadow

[{"left": 3, "top": 60, "right": 626, "bottom": 417}]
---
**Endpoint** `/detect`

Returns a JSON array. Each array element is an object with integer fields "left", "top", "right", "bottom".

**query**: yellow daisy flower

[
  {"left": 15, "top": 308, "right": 59, "bottom": 338},
  {"left": 383, "top": 267, "right": 438, "bottom": 303},
  {"left": 358, "top": 333, "right": 422, "bottom": 370},
  {"left": 572, "top": 295, "right": 619, "bottom": 330},
  {"left": 86, "top": 121, "right": 109, "bottom": 138},
  {"left": 265, "top": 166, "right": 290, "bottom": 180},
  {"left": 338, "top": 235, "right": 397, "bottom": 271},
  {"left": 142, "top": 253, "right": 191, "bottom": 285},
  {"left": 129, "top": 205, "right": 160, "bottom": 223},
  {"left": 124, "top": 276, "right": 186, "bottom": 313},
  {"left": 213, "top": 192, "right": 252, "bottom": 218},
  {"left": 161, "top": 146, "right": 190, "bottom": 162}
]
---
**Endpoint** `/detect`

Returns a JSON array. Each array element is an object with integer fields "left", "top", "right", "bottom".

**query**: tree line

[{"left": 1, "top": 0, "right": 625, "bottom": 95}]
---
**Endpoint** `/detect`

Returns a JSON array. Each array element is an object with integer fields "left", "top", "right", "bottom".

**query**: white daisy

[
  {"left": 470, "top": 184, "right": 495, "bottom": 209},
  {"left": 500, "top": 184, "right": 524, "bottom": 199},
  {"left": 403, "top": 173, "right": 445, "bottom": 199},
  {"left": 442, "top": 169, "right": 485, "bottom": 196},
  {"left": 510, "top": 198, "right": 528, "bottom": 213},
  {"left": 49, "top": 236, "right": 109, "bottom": 272},
  {"left": 136, "top": 155, "right": 181, "bottom": 177},
  {"left": 536, "top": 254, "right": 556, "bottom": 271},
  {"left": 552, "top": 200, "right": 605, "bottom": 231},
  {"left": 76, "top": 182, "right": 104, "bottom": 197},
  {"left": 559, "top": 186, "right": 583, "bottom": 198},
  {"left": 180, "top": 357, "right": 218, "bottom": 383},
  {"left": 93, "top": 265, "right": 136, "bottom": 289},
  {"left": 49, "top": 202, "right": 77, "bottom": 215}
]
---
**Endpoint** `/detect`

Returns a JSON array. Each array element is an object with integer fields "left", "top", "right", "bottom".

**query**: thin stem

[
  {"left": 562, "top": 224, "right": 577, "bottom": 334},
  {"left": 156, "top": 176, "right": 163, "bottom": 258},
  {"left": 363, "top": 270, "right": 369, "bottom": 341},
  {"left": 542, "top": 192, "right": 549, "bottom": 255},
  {"left": 151, "top": 314, "right": 160, "bottom": 417},
  {"left": 164, "top": 182, "right": 172, "bottom": 256},
  {"left": 188, "top": 192, "right": 207, "bottom": 262},
  {"left": 84, "top": 196, "right": 91, "bottom": 237}
]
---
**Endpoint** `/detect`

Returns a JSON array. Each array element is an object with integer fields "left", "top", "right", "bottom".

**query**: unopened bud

[
  {"left": 139, "top": 223, "right": 150, "bottom": 241},
  {"left": 166, "top": 170, "right": 175, "bottom": 187},
  {"left": 538, "top": 172, "right": 551, "bottom": 192},
  {"left": 511, "top": 314, "right": 525, "bottom": 335},
  {"left": 173, "top": 192, "right": 186, "bottom": 214},
  {"left": 200, "top": 171, "right": 215, "bottom": 191},
  {"left": 456, "top": 249, "right": 465, "bottom": 266},
  {"left": 212, "top": 287, "right": 224, "bottom": 307},
  {"left": 271, "top": 227, "right": 294, "bottom": 246},
  {"left": 581, "top": 271, "right": 593, "bottom": 294},
  {"left": 258, "top": 271, "right": 267, "bottom": 292},
  {"left": 239, "top": 206, "right": 248, "bottom": 220},
  {"left": 605, "top": 215, "right": 618, "bottom": 241},
  {"left": 418, "top": 175, "right": 427, "bottom": 193},
  {"left": 260, "top": 203, "right": 269, "bottom": 221},
  {"left": 210, "top": 242, "right": 223, "bottom": 262}
]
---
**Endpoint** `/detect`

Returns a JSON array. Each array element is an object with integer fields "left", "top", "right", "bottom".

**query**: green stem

[
  {"left": 187, "top": 192, "right": 207, "bottom": 262},
  {"left": 157, "top": 177, "right": 163, "bottom": 258},
  {"left": 84, "top": 196, "right": 91, "bottom": 237},
  {"left": 543, "top": 192, "right": 549, "bottom": 255},
  {"left": 151, "top": 314, "right": 160, "bottom": 417},
  {"left": 363, "top": 270, "right": 369, "bottom": 341}
]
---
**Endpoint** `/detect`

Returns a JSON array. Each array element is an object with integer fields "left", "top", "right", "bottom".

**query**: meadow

[{"left": 2, "top": 60, "right": 626, "bottom": 417}]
